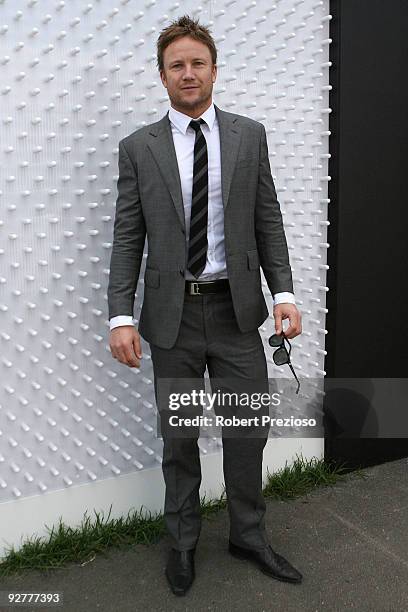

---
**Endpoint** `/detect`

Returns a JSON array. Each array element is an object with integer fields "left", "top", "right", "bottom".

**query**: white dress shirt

[{"left": 110, "top": 101, "right": 295, "bottom": 330}]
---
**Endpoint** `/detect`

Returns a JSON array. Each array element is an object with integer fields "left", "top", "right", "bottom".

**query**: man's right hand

[{"left": 109, "top": 326, "right": 142, "bottom": 368}]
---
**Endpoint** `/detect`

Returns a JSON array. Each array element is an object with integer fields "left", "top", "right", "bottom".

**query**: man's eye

[{"left": 172, "top": 62, "right": 204, "bottom": 68}]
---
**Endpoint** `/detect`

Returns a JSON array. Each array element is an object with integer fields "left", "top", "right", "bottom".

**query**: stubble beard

[{"left": 171, "top": 87, "right": 212, "bottom": 115}]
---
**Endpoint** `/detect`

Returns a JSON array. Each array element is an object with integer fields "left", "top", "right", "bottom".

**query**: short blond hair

[{"left": 156, "top": 14, "right": 217, "bottom": 72}]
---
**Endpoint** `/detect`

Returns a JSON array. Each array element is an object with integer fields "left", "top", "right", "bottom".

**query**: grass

[
  {"left": 0, "top": 454, "right": 364, "bottom": 576},
  {"left": 263, "top": 454, "right": 364, "bottom": 500}
]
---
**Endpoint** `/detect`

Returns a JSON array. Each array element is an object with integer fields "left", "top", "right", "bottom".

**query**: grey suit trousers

[{"left": 149, "top": 285, "right": 272, "bottom": 552}]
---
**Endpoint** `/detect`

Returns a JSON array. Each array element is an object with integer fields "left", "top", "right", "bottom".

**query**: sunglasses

[{"left": 268, "top": 331, "right": 300, "bottom": 395}]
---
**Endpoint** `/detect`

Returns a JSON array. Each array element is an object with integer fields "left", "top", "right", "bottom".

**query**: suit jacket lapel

[
  {"left": 146, "top": 104, "right": 242, "bottom": 232},
  {"left": 147, "top": 111, "right": 186, "bottom": 231},
  {"left": 214, "top": 103, "right": 241, "bottom": 212}
]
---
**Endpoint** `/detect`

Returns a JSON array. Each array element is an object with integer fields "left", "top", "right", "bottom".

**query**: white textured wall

[{"left": 0, "top": 0, "right": 330, "bottom": 556}]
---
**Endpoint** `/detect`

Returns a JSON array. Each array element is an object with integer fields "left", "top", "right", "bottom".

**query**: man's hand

[
  {"left": 273, "top": 303, "right": 302, "bottom": 339},
  {"left": 109, "top": 326, "right": 142, "bottom": 368}
]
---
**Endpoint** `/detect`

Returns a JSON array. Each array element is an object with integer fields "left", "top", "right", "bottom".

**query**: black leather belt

[{"left": 185, "top": 279, "right": 230, "bottom": 295}]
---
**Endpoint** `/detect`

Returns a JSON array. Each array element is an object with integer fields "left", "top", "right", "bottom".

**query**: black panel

[{"left": 325, "top": 0, "right": 408, "bottom": 468}]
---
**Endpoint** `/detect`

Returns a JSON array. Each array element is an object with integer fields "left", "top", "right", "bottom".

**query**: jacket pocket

[
  {"left": 144, "top": 267, "right": 160, "bottom": 288},
  {"left": 247, "top": 249, "right": 260, "bottom": 270}
]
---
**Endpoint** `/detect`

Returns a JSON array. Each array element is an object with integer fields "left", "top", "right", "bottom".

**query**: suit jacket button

[{"left": 179, "top": 269, "right": 184, "bottom": 275}]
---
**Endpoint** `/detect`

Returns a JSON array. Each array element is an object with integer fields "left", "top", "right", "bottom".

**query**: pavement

[{"left": 1, "top": 458, "right": 408, "bottom": 612}]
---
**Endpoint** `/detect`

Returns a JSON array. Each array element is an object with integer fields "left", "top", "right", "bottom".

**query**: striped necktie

[{"left": 187, "top": 118, "right": 208, "bottom": 279}]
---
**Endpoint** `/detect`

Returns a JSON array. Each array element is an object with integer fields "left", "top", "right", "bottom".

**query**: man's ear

[{"left": 160, "top": 69, "right": 167, "bottom": 88}]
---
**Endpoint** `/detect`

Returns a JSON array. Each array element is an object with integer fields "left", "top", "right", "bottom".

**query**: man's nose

[{"left": 182, "top": 66, "right": 195, "bottom": 79}]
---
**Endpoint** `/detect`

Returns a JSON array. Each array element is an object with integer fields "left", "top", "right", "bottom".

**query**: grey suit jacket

[{"left": 107, "top": 104, "right": 294, "bottom": 349}]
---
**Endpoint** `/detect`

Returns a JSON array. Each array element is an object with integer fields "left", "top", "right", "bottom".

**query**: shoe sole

[{"left": 229, "top": 548, "right": 302, "bottom": 584}]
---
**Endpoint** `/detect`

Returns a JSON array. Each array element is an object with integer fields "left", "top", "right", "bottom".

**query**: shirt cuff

[
  {"left": 109, "top": 315, "right": 135, "bottom": 331},
  {"left": 273, "top": 292, "right": 296, "bottom": 306}
]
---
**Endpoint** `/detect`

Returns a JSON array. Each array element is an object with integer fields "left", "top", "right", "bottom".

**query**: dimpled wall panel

[{"left": 0, "top": 0, "right": 330, "bottom": 504}]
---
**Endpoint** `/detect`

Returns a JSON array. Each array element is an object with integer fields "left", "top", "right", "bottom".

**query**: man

[{"left": 108, "top": 15, "right": 302, "bottom": 596}]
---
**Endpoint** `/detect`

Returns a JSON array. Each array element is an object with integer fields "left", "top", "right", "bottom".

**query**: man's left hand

[{"left": 273, "top": 303, "right": 302, "bottom": 339}]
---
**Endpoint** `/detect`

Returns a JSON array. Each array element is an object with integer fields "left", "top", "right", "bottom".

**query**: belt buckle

[{"left": 190, "top": 281, "right": 200, "bottom": 295}]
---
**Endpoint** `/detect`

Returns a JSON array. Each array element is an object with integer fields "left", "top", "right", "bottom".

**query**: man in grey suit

[{"left": 108, "top": 15, "right": 302, "bottom": 596}]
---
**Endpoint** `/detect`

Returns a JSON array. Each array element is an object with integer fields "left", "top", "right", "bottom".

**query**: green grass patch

[
  {"left": 0, "top": 454, "right": 363, "bottom": 576},
  {"left": 263, "top": 453, "right": 365, "bottom": 500}
]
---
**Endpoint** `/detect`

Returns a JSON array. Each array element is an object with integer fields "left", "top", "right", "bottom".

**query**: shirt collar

[{"left": 168, "top": 100, "right": 216, "bottom": 135}]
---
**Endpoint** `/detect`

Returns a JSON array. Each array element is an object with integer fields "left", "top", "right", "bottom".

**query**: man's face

[{"left": 160, "top": 35, "right": 217, "bottom": 116}]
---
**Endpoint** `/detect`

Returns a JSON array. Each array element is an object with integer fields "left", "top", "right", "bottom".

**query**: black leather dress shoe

[
  {"left": 165, "top": 548, "right": 196, "bottom": 596},
  {"left": 229, "top": 541, "right": 302, "bottom": 584}
]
